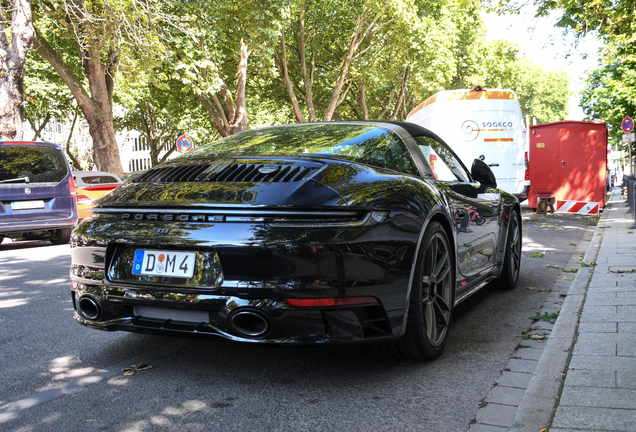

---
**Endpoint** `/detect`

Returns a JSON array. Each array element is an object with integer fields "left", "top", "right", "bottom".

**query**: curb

[{"left": 509, "top": 203, "right": 610, "bottom": 430}]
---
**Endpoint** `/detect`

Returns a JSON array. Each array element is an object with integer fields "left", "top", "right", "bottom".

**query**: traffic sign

[
  {"left": 176, "top": 135, "right": 194, "bottom": 153},
  {"left": 623, "top": 133, "right": 635, "bottom": 143},
  {"left": 622, "top": 116, "right": 634, "bottom": 133}
]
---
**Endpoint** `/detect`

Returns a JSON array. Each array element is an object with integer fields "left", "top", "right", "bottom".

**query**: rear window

[
  {"left": 186, "top": 124, "right": 419, "bottom": 174},
  {"left": 0, "top": 144, "right": 68, "bottom": 185}
]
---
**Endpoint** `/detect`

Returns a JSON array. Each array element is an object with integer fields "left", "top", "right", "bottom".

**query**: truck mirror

[{"left": 471, "top": 159, "right": 497, "bottom": 189}]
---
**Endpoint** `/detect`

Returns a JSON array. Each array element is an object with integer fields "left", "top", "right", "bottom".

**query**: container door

[
  {"left": 529, "top": 126, "right": 560, "bottom": 206},
  {"left": 557, "top": 124, "right": 607, "bottom": 206}
]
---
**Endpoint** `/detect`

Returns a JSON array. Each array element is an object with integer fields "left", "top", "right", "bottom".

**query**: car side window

[{"left": 416, "top": 137, "right": 470, "bottom": 183}]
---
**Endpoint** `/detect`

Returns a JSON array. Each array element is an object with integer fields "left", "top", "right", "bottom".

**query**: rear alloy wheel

[
  {"left": 50, "top": 228, "right": 72, "bottom": 245},
  {"left": 493, "top": 209, "right": 521, "bottom": 290},
  {"left": 379, "top": 221, "right": 455, "bottom": 360}
]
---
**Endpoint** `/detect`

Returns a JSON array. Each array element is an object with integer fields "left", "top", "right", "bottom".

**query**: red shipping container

[{"left": 529, "top": 121, "right": 608, "bottom": 211}]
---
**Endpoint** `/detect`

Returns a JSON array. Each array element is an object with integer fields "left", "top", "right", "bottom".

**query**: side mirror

[{"left": 471, "top": 159, "right": 497, "bottom": 189}]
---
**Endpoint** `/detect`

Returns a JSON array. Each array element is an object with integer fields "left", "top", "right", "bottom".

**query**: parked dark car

[
  {"left": 0, "top": 141, "right": 78, "bottom": 244},
  {"left": 70, "top": 122, "right": 521, "bottom": 360}
]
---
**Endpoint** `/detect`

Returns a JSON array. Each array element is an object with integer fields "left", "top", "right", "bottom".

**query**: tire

[
  {"left": 493, "top": 209, "right": 521, "bottom": 290},
  {"left": 50, "top": 228, "right": 72, "bottom": 245},
  {"left": 378, "top": 221, "right": 455, "bottom": 360}
]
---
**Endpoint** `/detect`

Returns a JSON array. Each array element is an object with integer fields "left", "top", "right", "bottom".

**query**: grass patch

[
  {"left": 529, "top": 312, "right": 559, "bottom": 324},
  {"left": 518, "top": 331, "right": 548, "bottom": 340}
]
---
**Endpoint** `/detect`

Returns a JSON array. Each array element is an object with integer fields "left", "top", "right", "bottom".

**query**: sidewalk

[{"left": 511, "top": 187, "right": 636, "bottom": 431}]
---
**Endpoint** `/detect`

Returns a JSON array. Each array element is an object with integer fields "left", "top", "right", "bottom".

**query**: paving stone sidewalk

[{"left": 510, "top": 187, "right": 636, "bottom": 432}]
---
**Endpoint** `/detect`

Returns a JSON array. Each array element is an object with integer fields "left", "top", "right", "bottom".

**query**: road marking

[{"left": 0, "top": 339, "right": 197, "bottom": 423}]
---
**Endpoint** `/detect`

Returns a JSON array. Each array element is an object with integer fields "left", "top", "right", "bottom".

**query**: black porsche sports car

[{"left": 70, "top": 121, "right": 521, "bottom": 360}]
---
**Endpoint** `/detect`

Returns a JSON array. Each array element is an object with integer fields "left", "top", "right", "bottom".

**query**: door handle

[{"left": 488, "top": 163, "right": 499, "bottom": 167}]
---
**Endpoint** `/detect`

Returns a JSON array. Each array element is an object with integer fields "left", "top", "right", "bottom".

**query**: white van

[{"left": 406, "top": 88, "right": 529, "bottom": 200}]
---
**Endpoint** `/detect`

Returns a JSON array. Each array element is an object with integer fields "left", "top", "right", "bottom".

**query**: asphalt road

[{"left": 0, "top": 211, "right": 597, "bottom": 432}]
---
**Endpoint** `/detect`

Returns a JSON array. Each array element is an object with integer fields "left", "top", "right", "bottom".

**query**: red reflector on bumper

[{"left": 287, "top": 297, "right": 378, "bottom": 307}]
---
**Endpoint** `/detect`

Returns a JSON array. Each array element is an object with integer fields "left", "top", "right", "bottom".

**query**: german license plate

[
  {"left": 132, "top": 249, "right": 196, "bottom": 278},
  {"left": 11, "top": 200, "right": 45, "bottom": 210}
]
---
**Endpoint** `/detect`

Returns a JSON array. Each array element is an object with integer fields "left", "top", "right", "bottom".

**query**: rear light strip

[{"left": 287, "top": 297, "right": 379, "bottom": 307}]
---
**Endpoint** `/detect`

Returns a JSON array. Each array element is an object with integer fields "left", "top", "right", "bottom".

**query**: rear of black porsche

[{"left": 70, "top": 158, "right": 429, "bottom": 345}]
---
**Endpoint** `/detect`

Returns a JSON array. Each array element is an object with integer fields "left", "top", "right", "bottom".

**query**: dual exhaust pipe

[
  {"left": 77, "top": 295, "right": 271, "bottom": 339},
  {"left": 229, "top": 309, "right": 271, "bottom": 338},
  {"left": 77, "top": 295, "right": 101, "bottom": 321}
]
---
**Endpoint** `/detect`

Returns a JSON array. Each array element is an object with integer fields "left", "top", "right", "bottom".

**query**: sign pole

[{"left": 622, "top": 116, "right": 635, "bottom": 175}]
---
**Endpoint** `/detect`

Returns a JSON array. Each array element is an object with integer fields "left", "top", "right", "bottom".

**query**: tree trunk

[
  {"left": 322, "top": 11, "right": 381, "bottom": 122},
  {"left": 30, "top": 113, "right": 51, "bottom": 141},
  {"left": 277, "top": 29, "right": 305, "bottom": 123},
  {"left": 298, "top": 5, "right": 317, "bottom": 122},
  {"left": 85, "top": 113, "right": 122, "bottom": 176},
  {"left": 230, "top": 39, "right": 250, "bottom": 134},
  {"left": 33, "top": 30, "right": 123, "bottom": 177},
  {"left": 389, "top": 67, "right": 409, "bottom": 121},
  {"left": 193, "top": 39, "right": 250, "bottom": 137},
  {"left": 64, "top": 110, "right": 82, "bottom": 170},
  {"left": 358, "top": 81, "right": 369, "bottom": 120},
  {"left": 0, "top": 0, "right": 35, "bottom": 140}
]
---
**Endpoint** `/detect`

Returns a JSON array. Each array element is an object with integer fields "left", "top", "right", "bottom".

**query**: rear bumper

[
  {"left": 71, "top": 282, "right": 396, "bottom": 345},
  {"left": 514, "top": 184, "right": 530, "bottom": 203},
  {"left": 0, "top": 217, "right": 77, "bottom": 236}
]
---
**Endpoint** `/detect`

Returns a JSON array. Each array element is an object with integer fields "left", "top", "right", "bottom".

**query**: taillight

[
  {"left": 69, "top": 178, "right": 77, "bottom": 197},
  {"left": 76, "top": 195, "right": 93, "bottom": 205},
  {"left": 524, "top": 151, "right": 529, "bottom": 181},
  {"left": 287, "top": 297, "right": 378, "bottom": 307}
]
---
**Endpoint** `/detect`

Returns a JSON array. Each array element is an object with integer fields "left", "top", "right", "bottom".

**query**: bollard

[
  {"left": 628, "top": 179, "right": 636, "bottom": 212},
  {"left": 632, "top": 182, "right": 636, "bottom": 229}
]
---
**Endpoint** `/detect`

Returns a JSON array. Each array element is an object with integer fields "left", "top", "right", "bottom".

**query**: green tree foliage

[
  {"left": 489, "top": 0, "right": 633, "bottom": 127},
  {"left": 458, "top": 39, "right": 519, "bottom": 89},
  {"left": 160, "top": 0, "right": 283, "bottom": 136},
  {"left": 32, "top": 0, "right": 167, "bottom": 176},
  {"left": 115, "top": 66, "right": 218, "bottom": 167},
  {"left": 21, "top": 0, "right": 574, "bottom": 163},
  {"left": 23, "top": 50, "right": 76, "bottom": 140},
  {"left": 513, "top": 59, "right": 572, "bottom": 123},
  {"left": 273, "top": 0, "right": 491, "bottom": 123},
  {"left": 488, "top": 0, "right": 635, "bottom": 45},
  {"left": 580, "top": 47, "right": 636, "bottom": 151}
]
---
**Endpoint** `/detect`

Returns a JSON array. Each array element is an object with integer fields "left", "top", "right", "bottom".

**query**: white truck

[{"left": 406, "top": 88, "right": 529, "bottom": 200}]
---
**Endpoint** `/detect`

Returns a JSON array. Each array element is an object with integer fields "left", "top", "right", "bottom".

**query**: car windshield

[
  {"left": 185, "top": 124, "right": 419, "bottom": 174},
  {"left": 0, "top": 144, "right": 68, "bottom": 184}
]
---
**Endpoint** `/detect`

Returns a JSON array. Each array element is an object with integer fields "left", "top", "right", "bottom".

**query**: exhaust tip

[
  {"left": 78, "top": 295, "right": 101, "bottom": 321},
  {"left": 230, "top": 309, "right": 271, "bottom": 338}
]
